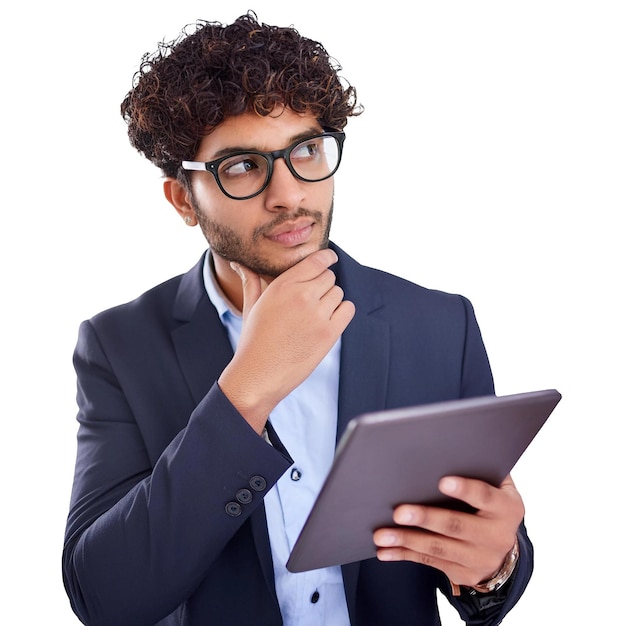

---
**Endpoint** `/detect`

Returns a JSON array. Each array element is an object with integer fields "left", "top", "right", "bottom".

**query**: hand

[
  {"left": 218, "top": 248, "right": 355, "bottom": 432},
  {"left": 373, "top": 474, "right": 524, "bottom": 589}
]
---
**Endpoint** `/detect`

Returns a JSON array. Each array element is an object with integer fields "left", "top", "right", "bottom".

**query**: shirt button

[
  {"left": 290, "top": 468, "right": 302, "bottom": 481},
  {"left": 310, "top": 590, "right": 320, "bottom": 604}
]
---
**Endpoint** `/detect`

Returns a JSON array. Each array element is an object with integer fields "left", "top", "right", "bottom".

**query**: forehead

[{"left": 195, "top": 108, "right": 323, "bottom": 160}]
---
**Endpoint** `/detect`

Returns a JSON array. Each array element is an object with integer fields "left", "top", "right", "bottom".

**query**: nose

[{"left": 263, "top": 157, "right": 306, "bottom": 211}]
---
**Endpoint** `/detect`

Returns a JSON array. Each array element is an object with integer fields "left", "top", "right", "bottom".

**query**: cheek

[
  {"left": 194, "top": 196, "right": 263, "bottom": 240},
  {"left": 316, "top": 178, "right": 335, "bottom": 200},
  {"left": 191, "top": 181, "right": 240, "bottom": 222}
]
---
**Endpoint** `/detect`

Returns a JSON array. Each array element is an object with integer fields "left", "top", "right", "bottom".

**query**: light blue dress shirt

[{"left": 203, "top": 253, "right": 351, "bottom": 626}]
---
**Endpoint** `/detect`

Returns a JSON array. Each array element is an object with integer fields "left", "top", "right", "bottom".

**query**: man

[{"left": 63, "top": 12, "right": 531, "bottom": 626}]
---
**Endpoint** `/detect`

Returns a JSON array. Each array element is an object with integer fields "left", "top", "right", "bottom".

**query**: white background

[{"left": 1, "top": 1, "right": 624, "bottom": 624}]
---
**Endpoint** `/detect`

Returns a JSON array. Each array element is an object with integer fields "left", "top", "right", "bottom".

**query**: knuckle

[
  {"left": 420, "top": 552, "right": 436, "bottom": 567},
  {"left": 428, "top": 539, "right": 446, "bottom": 558},
  {"left": 332, "top": 285, "right": 344, "bottom": 299},
  {"left": 445, "top": 514, "right": 464, "bottom": 536},
  {"left": 324, "top": 268, "right": 337, "bottom": 282}
]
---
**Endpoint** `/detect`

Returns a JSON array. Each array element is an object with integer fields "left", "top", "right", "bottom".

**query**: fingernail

[
  {"left": 230, "top": 262, "right": 242, "bottom": 277},
  {"left": 440, "top": 477, "right": 458, "bottom": 494},
  {"left": 395, "top": 509, "right": 414, "bottom": 524},
  {"left": 375, "top": 532, "right": 397, "bottom": 547}
]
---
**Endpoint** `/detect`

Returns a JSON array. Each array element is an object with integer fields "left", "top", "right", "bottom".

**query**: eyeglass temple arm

[{"left": 181, "top": 161, "right": 209, "bottom": 171}]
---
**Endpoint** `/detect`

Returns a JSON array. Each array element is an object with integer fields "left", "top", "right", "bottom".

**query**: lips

[
  {"left": 265, "top": 219, "right": 315, "bottom": 246},
  {"left": 267, "top": 218, "right": 314, "bottom": 237}
]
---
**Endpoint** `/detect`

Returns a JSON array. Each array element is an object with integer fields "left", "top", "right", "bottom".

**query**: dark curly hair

[{"left": 120, "top": 11, "right": 362, "bottom": 178}]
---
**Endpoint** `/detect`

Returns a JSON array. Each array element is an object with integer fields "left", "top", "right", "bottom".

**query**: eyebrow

[{"left": 209, "top": 126, "right": 324, "bottom": 160}]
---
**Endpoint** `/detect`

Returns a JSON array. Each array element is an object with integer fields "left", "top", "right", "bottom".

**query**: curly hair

[{"left": 120, "top": 11, "right": 362, "bottom": 178}]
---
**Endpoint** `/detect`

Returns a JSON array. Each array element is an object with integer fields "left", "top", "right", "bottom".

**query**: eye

[
  {"left": 291, "top": 139, "right": 321, "bottom": 161},
  {"left": 220, "top": 155, "right": 262, "bottom": 178}
]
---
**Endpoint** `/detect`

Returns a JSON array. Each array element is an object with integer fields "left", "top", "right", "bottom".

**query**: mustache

[{"left": 252, "top": 207, "right": 323, "bottom": 240}]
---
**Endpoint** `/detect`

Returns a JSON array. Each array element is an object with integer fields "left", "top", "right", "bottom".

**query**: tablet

[{"left": 286, "top": 388, "right": 561, "bottom": 573}]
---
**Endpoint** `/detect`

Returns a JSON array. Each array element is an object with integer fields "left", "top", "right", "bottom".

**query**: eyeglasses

[{"left": 181, "top": 131, "right": 345, "bottom": 200}]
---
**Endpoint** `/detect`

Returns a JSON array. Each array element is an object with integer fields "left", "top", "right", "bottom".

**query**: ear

[{"left": 163, "top": 177, "right": 198, "bottom": 226}]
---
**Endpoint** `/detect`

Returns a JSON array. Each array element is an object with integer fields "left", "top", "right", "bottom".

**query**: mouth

[{"left": 265, "top": 218, "right": 316, "bottom": 247}]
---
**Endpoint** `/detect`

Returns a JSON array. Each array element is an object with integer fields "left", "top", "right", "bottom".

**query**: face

[{"left": 182, "top": 107, "right": 335, "bottom": 281}]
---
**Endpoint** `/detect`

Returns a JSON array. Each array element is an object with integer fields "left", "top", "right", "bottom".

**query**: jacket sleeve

[
  {"left": 62, "top": 320, "right": 292, "bottom": 626},
  {"left": 441, "top": 525, "right": 533, "bottom": 626}
]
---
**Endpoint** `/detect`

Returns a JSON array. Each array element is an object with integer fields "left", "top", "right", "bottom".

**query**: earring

[{"left": 184, "top": 216, "right": 193, "bottom": 225}]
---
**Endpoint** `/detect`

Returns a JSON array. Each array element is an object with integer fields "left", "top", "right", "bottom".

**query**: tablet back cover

[{"left": 286, "top": 389, "right": 561, "bottom": 573}]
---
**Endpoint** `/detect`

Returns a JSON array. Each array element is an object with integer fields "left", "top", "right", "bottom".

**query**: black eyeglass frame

[{"left": 181, "top": 131, "right": 346, "bottom": 200}]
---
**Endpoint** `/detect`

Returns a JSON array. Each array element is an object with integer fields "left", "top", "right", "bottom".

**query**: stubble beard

[{"left": 191, "top": 199, "right": 334, "bottom": 278}]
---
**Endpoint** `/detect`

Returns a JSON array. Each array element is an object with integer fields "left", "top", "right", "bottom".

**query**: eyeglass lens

[{"left": 217, "top": 135, "right": 340, "bottom": 199}]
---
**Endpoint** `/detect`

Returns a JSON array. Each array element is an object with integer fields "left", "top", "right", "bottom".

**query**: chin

[{"left": 262, "top": 242, "right": 326, "bottom": 278}]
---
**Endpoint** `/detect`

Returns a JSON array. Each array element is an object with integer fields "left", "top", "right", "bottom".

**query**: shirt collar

[{"left": 202, "top": 250, "right": 242, "bottom": 321}]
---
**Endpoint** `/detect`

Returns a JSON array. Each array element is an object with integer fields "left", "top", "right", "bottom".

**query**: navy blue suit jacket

[{"left": 63, "top": 244, "right": 533, "bottom": 626}]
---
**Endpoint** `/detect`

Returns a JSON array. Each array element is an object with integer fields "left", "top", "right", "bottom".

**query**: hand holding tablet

[{"left": 287, "top": 389, "right": 561, "bottom": 573}]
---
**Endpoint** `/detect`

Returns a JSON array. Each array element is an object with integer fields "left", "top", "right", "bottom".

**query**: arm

[
  {"left": 63, "top": 325, "right": 291, "bottom": 626},
  {"left": 63, "top": 249, "right": 354, "bottom": 626},
  {"left": 373, "top": 297, "right": 532, "bottom": 625},
  {"left": 218, "top": 249, "right": 355, "bottom": 429}
]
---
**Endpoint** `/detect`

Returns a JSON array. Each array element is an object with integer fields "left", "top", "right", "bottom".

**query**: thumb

[{"left": 230, "top": 262, "right": 264, "bottom": 318}]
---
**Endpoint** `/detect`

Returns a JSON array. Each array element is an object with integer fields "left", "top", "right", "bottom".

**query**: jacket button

[
  {"left": 236, "top": 488, "right": 253, "bottom": 504},
  {"left": 310, "top": 590, "right": 320, "bottom": 603},
  {"left": 225, "top": 502, "right": 242, "bottom": 517},
  {"left": 249, "top": 475, "right": 267, "bottom": 491}
]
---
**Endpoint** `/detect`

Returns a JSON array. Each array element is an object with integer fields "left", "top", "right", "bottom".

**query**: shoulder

[
  {"left": 332, "top": 242, "right": 475, "bottom": 318},
  {"left": 85, "top": 254, "right": 206, "bottom": 339},
  {"left": 88, "top": 274, "right": 182, "bottom": 330}
]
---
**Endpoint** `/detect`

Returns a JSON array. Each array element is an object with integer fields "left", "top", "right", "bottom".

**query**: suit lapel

[
  {"left": 337, "top": 304, "right": 390, "bottom": 440},
  {"left": 171, "top": 254, "right": 234, "bottom": 404},
  {"left": 333, "top": 243, "right": 391, "bottom": 438},
  {"left": 333, "top": 244, "right": 391, "bottom": 616},
  {"left": 337, "top": 291, "right": 390, "bottom": 620}
]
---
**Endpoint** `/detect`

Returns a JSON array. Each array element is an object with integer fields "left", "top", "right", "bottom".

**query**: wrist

[
  {"left": 471, "top": 536, "right": 520, "bottom": 594},
  {"left": 216, "top": 372, "right": 273, "bottom": 434}
]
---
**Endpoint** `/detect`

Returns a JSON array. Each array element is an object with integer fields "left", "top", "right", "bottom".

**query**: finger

[
  {"left": 330, "top": 298, "right": 356, "bottom": 329},
  {"left": 375, "top": 539, "right": 477, "bottom": 590},
  {"left": 230, "top": 262, "right": 263, "bottom": 319},
  {"left": 279, "top": 248, "right": 338, "bottom": 284},
  {"left": 320, "top": 284, "right": 355, "bottom": 320},
  {"left": 373, "top": 522, "right": 498, "bottom": 584},
  {"left": 373, "top": 527, "right": 466, "bottom": 573},
  {"left": 439, "top": 475, "right": 522, "bottom": 517},
  {"left": 390, "top": 504, "right": 477, "bottom": 543},
  {"left": 309, "top": 268, "right": 340, "bottom": 299}
]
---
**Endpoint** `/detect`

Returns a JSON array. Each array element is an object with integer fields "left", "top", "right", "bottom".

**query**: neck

[{"left": 211, "top": 253, "right": 274, "bottom": 313}]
